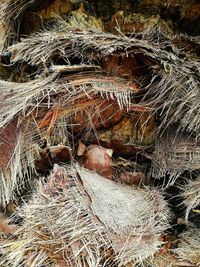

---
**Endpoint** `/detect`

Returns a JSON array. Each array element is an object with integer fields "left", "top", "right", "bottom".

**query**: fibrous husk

[
  {"left": 0, "top": 164, "right": 171, "bottom": 267},
  {"left": 151, "top": 126, "right": 200, "bottom": 186}
]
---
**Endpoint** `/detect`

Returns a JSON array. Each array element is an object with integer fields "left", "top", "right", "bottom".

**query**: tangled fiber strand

[
  {"left": 151, "top": 126, "right": 200, "bottom": 187},
  {"left": 0, "top": 74, "right": 57, "bottom": 129},
  {"left": 175, "top": 228, "right": 200, "bottom": 266},
  {"left": 145, "top": 69, "right": 200, "bottom": 136},
  {"left": 181, "top": 176, "right": 200, "bottom": 221},
  {"left": 0, "top": 118, "right": 47, "bottom": 205},
  {"left": 0, "top": 0, "right": 37, "bottom": 22},
  {"left": 8, "top": 23, "right": 199, "bottom": 70},
  {"left": 0, "top": 164, "right": 171, "bottom": 266},
  {"left": 0, "top": 70, "right": 138, "bottom": 129},
  {"left": 0, "top": 0, "right": 36, "bottom": 47},
  {"left": 0, "top": 0, "right": 52, "bottom": 47}
]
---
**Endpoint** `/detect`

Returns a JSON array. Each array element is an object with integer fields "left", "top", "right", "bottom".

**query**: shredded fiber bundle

[
  {"left": 151, "top": 127, "right": 200, "bottom": 186},
  {"left": 0, "top": 165, "right": 171, "bottom": 266},
  {"left": 175, "top": 228, "right": 200, "bottom": 266},
  {"left": 8, "top": 23, "right": 198, "bottom": 70},
  {"left": 0, "top": 0, "right": 52, "bottom": 47},
  {"left": 0, "top": 70, "right": 139, "bottom": 129},
  {"left": 145, "top": 70, "right": 200, "bottom": 136},
  {"left": 182, "top": 176, "right": 200, "bottom": 221}
]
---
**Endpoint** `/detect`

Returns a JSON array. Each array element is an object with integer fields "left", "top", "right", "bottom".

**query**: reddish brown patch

[
  {"left": 120, "top": 171, "right": 149, "bottom": 186},
  {"left": 83, "top": 145, "right": 113, "bottom": 179},
  {"left": 0, "top": 120, "right": 20, "bottom": 175}
]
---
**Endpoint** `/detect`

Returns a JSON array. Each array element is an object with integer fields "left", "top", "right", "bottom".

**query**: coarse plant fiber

[
  {"left": 6, "top": 18, "right": 200, "bottom": 136},
  {"left": 0, "top": 0, "right": 37, "bottom": 48},
  {"left": 175, "top": 228, "right": 200, "bottom": 266},
  {"left": 181, "top": 176, "right": 200, "bottom": 221},
  {"left": 0, "top": 69, "right": 139, "bottom": 205},
  {"left": 151, "top": 126, "right": 200, "bottom": 187},
  {"left": 0, "top": 164, "right": 171, "bottom": 267},
  {"left": 0, "top": 71, "right": 138, "bottom": 130}
]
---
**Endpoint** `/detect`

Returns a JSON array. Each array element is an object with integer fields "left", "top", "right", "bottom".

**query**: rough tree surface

[{"left": 0, "top": 0, "right": 200, "bottom": 266}]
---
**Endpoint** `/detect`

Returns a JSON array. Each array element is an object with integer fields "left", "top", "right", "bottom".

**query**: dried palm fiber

[
  {"left": 0, "top": 117, "right": 50, "bottom": 205},
  {"left": 0, "top": 69, "right": 141, "bottom": 130},
  {"left": 0, "top": 74, "right": 58, "bottom": 204},
  {"left": 0, "top": 164, "right": 171, "bottom": 267},
  {"left": 0, "top": 0, "right": 40, "bottom": 22},
  {"left": 144, "top": 253, "right": 197, "bottom": 267},
  {"left": 7, "top": 20, "right": 197, "bottom": 67},
  {"left": 0, "top": 67, "right": 144, "bottom": 205},
  {"left": 151, "top": 126, "right": 200, "bottom": 186},
  {"left": 144, "top": 67, "right": 200, "bottom": 137},
  {"left": 0, "top": 0, "right": 33, "bottom": 47},
  {"left": 141, "top": 35, "right": 200, "bottom": 136},
  {"left": 6, "top": 18, "right": 200, "bottom": 135},
  {"left": 175, "top": 227, "right": 200, "bottom": 266},
  {"left": 0, "top": 0, "right": 56, "bottom": 48},
  {"left": 181, "top": 176, "right": 200, "bottom": 221},
  {"left": 26, "top": 71, "right": 142, "bottom": 141}
]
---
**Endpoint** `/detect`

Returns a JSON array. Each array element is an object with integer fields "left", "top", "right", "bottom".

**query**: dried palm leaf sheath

[
  {"left": 7, "top": 22, "right": 200, "bottom": 135},
  {"left": 7, "top": 21, "right": 198, "bottom": 69},
  {"left": 0, "top": 165, "right": 171, "bottom": 266},
  {"left": 0, "top": 121, "right": 21, "bottom": 205},
  {"left": 0, "top": 75, "right": 56, "bottom": 129},
  {"left": 175, "top": 228, "right": 200, "bottom": 266},
  {"left": 0, "top": 69, "right": 143, "bottom": 205},
  {"left": 0, "top": 71, "right": 138, "bottom": 129},
  {"left": 151, "top": 127, "right": 200, "bottom": 186},
  {"left": 182, "top": 176, "right": 200, "bottom": 221},
  {"left": 0, "top": 119, "right": 46, "bottom": 205},
  {"left": 0, "top": 75, "right": 56, "bottom": 204}
]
